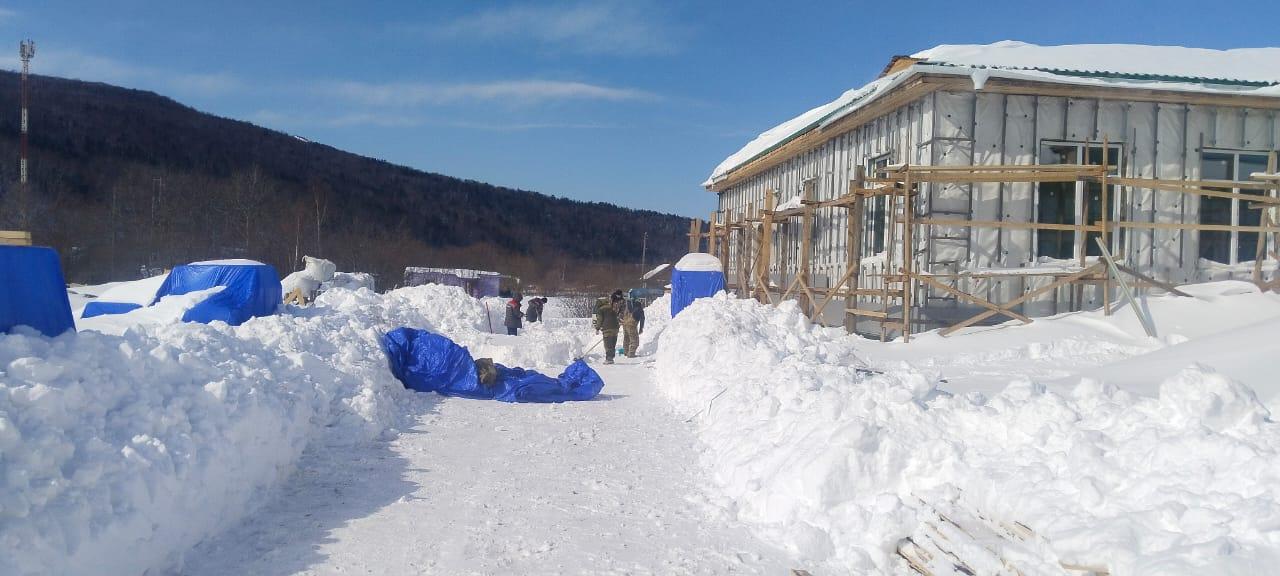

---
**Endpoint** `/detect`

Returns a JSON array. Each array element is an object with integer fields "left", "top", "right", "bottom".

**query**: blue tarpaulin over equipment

[
  {"left": 381, "top": 327, "right": 604, "bottom": 403},
  {"left": 670, "top": 252, "right": 725, "bottom": 318},
  {"left": 0, "top": 246, "right": 75, "bottom": 337},
  {"left": 153, "top": 261, "right": 282, "bottom": 326}
]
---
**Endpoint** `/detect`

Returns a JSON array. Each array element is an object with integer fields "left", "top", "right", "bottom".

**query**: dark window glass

[
  {"left": 1037, "top": 145, "right": 1078, "bottom": 259},
  {"left": 1199, "top": 153, "right": 1233, "bottom": 263}
]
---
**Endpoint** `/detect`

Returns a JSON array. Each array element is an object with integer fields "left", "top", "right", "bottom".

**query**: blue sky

[{"left": 3, "top": 0, "right": 1279, "bottom": 217}]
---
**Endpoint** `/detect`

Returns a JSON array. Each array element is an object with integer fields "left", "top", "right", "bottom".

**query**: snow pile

[
  {"left": 76, "top": 286, "right": 226, "bottom": 335},
  {"left": 280, "top": 256, "right": 336, "bottom": 298},
  {"left": 654, "top": 294, "right": 1280, "bottom": 574},
  {"left": 636, "top": 294, "right": 672, "bottom": 356},
  {"left": 0, "top": 283, "right": 490, "bottom": 576},
  {"left": 322, "top": 271, "right": 375, "bottom": 292}
]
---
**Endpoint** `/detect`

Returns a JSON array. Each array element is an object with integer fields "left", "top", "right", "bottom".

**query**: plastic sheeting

[
  {"left": 671, "top": 253, "right": 725, "bottom": 317},
  {"left": 153, "top": 262, "right": 281, "bottom": 326},
  {"left": 80, "top": 301, "right": 143, "bottom": 318},
  {"left": 381, "top": 327, "right": 604, "bottom": 403},
  {"left": 0, "top": 246, "right": 75, "bottom": 337}
]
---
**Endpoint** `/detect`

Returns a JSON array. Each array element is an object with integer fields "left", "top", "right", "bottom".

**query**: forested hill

[{"left": 0, "top": 71, "right": 689, "bottom": 289}]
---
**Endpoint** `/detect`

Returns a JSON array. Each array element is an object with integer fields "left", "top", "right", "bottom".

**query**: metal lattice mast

[{"left": 18, "top": 39, "right": 34, "bottom": 228}]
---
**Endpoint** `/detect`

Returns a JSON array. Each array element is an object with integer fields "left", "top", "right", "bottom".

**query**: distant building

[{"left": 404, "top": 267, "right": 502, "bottom": 298}]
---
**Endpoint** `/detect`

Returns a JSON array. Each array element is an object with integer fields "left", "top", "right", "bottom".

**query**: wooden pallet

[{"left": 897, "top": 498, "right": 1108, "bottom": 576}]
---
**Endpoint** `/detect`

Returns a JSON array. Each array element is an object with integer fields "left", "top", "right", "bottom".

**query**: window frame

[
  {"left": 1033, "top": 141, "right": 1124, "bottom": 261},
  {"left": 863, "top": 154, "right": 893, "bottom": 259},
  {"left": 1198, "top": 149, "right": 1271, "bottom": 265}
]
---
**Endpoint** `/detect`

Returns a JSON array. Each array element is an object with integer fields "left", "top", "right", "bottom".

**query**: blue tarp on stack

[
  {"left": 0, "top": 246, "right": 75, "bottom": 337},
  {"left": 381, "top": 327, "right": 604, "bottom": 403},
  {"left": 670, "top": 252, "right": 725, "bottom": 317},
  {"left": 152, "top": 261, "right": 282, "bottom": 326}
]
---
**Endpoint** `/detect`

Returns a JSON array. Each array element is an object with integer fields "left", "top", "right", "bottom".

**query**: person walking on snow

[
  {"left": 504, "top": 293, "right": 524, "bottom": 336},
  {"left": 594, "top": 290, "right": 624, "bottom": 364},
  {"left": 622, "top": 294, "right": 644, "bottom": 358}
]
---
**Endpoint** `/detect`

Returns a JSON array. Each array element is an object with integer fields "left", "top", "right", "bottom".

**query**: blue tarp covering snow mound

[
  {"left": 381, "top": 327, "right": 605, "bottom": 403},
  {"left": 671, "top": 252, "right": 725, "bottom": 317},
  {"left": 152, "top": 261, "right": 282, "bottom": 326},
  {"left": 0, "top": 246, "right": 75, "bottom": 337},
  {"left": 81, "top": 301, "right": 143, "bottom": 318}
]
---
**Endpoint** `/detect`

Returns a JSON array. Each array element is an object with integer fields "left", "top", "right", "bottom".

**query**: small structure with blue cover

[
  {"left": 153, "top": 260, "right": 282, "bottom": 326},
  {"left": 0, "top": 246, "right": 75, "bottom": 337},
  {"left": 670, "top": 252, "right": 725, "bottom": 317},
  {"left": 381, "top": 327, "right": 604, "bottom": 403}
]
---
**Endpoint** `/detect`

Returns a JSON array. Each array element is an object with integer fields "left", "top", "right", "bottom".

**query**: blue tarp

[
  {"left": 671, "top": 253, "right": 725, "bottom": 317},
  {"left": 152, "top": 262, "right": 281, "bottom": 326},
  {"left": 381, "top": 327, "right": 604, "bottom": 403},
  {"left": 80, "top": 301, "right": 143, "bottom": 318},
  {"left": 0, "top": 246, "right": 75, "bottom": 337}
]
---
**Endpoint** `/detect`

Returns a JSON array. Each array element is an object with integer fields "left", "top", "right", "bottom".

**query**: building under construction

[{"left": 698, "top": 41, "right": 1280, "bottom": 340}]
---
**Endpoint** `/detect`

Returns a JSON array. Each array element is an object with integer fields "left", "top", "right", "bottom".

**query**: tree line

[{"left": 0, "top": 71, "right": 688, "bottom": 292}]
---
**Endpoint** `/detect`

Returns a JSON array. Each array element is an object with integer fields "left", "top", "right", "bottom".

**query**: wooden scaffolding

[{"left": 690, "top": 150, "right": 1280, "bottom": 342}]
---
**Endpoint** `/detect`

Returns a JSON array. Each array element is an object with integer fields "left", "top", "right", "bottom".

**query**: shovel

[{"left": 574, "top": 336, "right": 605, "bottom": 362}]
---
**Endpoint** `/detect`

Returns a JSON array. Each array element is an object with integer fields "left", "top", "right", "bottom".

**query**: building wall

[{"left": 716, "top": 87, "right": 1280, "bottom": 330}]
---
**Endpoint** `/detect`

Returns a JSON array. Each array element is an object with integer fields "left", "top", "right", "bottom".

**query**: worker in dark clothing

[
  {"left": 594, "top": 290, "right": 624, "bottom": 364},
  {"left": 623, "top": 296, "right": 645, "bottom": 358},
  {"left": 504, "top": 293, "right": 524, "bottom": 336},
  {"left": 526, "top": 297, "right": 545, "bottom": 323}
]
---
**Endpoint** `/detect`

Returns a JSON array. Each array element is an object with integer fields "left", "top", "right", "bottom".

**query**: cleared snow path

[{"left": 179, "top": 358, "right": 791, "bottom": 575}]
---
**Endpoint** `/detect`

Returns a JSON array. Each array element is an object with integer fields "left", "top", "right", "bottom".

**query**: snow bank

[
  {"left": 0, "top": 284, "right": 490, "bottom": 576},
  {"left": 655, "top": 294, "right": 1280, "bottom": 574}
]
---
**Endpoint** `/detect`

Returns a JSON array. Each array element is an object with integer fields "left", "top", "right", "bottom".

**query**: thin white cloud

[
  {"left": 251, "top": 109, "right": 617, "bottom": 132},
  {"left": 328, "top": 79, "right": 658, "bottom": 107},
  {"left": 0, "top": 8, "right": 18, "bottom": 22},
  {"left": 429, "top": 1, "right": 683, "bottom": 56},
  {"left": 14, "top": 48, "right": 242, "bottom": 96}
]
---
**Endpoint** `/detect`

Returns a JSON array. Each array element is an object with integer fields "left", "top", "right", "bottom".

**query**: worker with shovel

[{"left": 593, "top": 290, "right": 624, "bottom": 364}]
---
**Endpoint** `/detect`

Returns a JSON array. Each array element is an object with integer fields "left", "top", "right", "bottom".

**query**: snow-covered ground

[
  {"left": 4, "top": 276, "right": 1279, "bottom": 575},
  {"left": 657, "top": 283, "right": 1280, "bottom": 574}
]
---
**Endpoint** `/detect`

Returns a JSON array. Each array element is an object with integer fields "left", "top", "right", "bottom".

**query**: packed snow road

[{"left": 180, "top": 358, "right": 791, "bottom": 575}]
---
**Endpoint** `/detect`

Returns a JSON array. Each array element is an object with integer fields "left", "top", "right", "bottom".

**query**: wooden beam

[
  {"left": 845, "top": 167, "right": 866, "bottom": 332},
  {"left": 940, "top": 263, "right": 1105, "bottom": 336},
  {"left": 0, "top": 231, "right": 32, "bottom": 246},
  {"left": 911, "top": 272, "right": 1033, "bottom": 324},
  {"left": 911, "top": 217, "right": 1099, "bottom": 232},
  {"left": 687, "top": 219, "right": 700, "bottom": 253}
]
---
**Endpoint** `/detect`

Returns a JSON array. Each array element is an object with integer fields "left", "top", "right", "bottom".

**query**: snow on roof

[
  {"left": 404, "top": 267, "right": 501, "bottom": 278},
  {"left": 914, "top": 41, "right": 1280, "bottom": 85},
  {"left": 674, "top": 253, "right": 723, "bottom": 272},
  {"left": 641, "top": 263, "right": 671, "bottom": 280},
  {"left": 707, "top": 41, "right": 1280, "bottom": 187},
  {"left": 190, "top": 259, "right": 267, "bottom": 266}
]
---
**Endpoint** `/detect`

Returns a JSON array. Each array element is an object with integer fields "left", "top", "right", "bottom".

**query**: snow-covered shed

[{"left": 706, "top": 41, "right": 1280, "bottom": 337}]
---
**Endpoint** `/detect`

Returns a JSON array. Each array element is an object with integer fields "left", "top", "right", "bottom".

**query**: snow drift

[
  {"left": 0, "top": 284, "right": 490, "bottom": 576},
  {"left": 654, "top": 294, "right": 1280, "bottom": 574}
]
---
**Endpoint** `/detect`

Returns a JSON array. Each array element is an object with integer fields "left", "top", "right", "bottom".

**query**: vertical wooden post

[
  {"left": 845, "top": 167, "right": 865, "bottom": 333},
  {"left": 720, "top": 209, "right": 731, "bottom": 283},
  {"left": 902, "top": 166, "right": 914, "bottom": 343},
  {"left": 1254, "top": 152, "right": 1278, "bottom": 286},
  {"left": 708, "top": 210, "right": 719, "bottom": 257},
  {"left": 800, "top": 180, "right": 815, "bottom": 316},
  {"left": 1101, "top": 139, "right": 1112, "bottom": 315},
  {"left": 757, "top": 190, "right": 776, "bottom": 303},
  {"left": 688, "top": 218, "right": 700, "bottom": 253}
]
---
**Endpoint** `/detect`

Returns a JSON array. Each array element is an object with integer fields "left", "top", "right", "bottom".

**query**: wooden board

[{"left": 0, "top": 231, "right": 32, "bottom": 246}]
